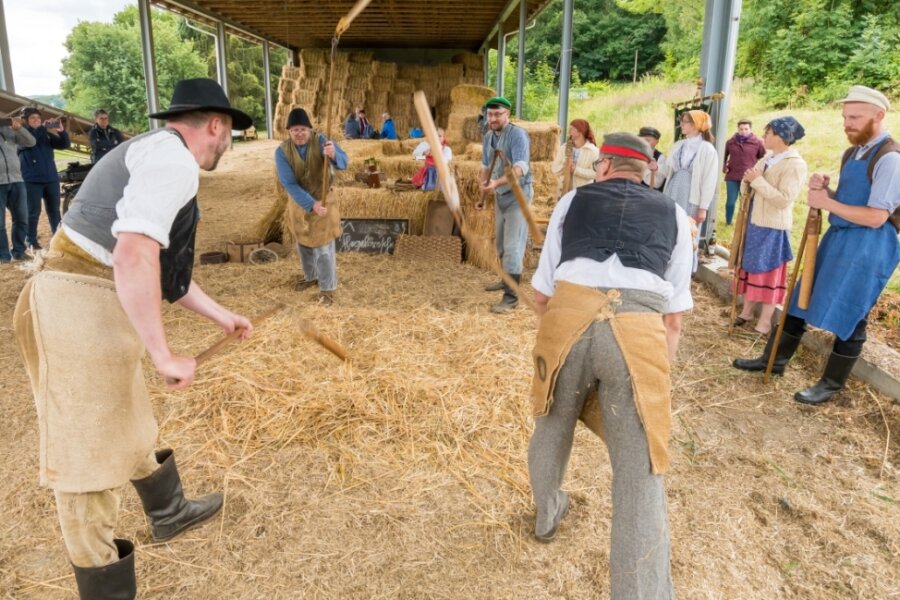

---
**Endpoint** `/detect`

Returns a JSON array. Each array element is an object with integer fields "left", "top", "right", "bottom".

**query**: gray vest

[{"left": 63, "top": 128, "right": 200, "bottom": 302}]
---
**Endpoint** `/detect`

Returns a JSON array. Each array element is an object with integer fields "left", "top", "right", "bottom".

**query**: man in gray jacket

[{"left": 1, "top": 116, "right": 35, "bottom": 262}]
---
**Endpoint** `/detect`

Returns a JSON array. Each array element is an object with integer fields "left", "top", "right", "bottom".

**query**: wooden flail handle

[
  {"left": 166, "top": 303, "right": 286, "bottom": 385},
  {"left": 504, "top": 164, "right": 545, "bottom": 246},
  {"left": 728, "top": 190, "right": 751, "bottom": 271},
  {"left": 298, "top": 318, "right": 351, "bottom": 362},
  {"left": 797, "top": 209, "right": 821, "bottom": 310}
]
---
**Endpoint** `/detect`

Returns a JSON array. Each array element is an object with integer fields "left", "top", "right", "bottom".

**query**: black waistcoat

[{"left": 559, "top": 179, "right": 678, "bottom": 279}]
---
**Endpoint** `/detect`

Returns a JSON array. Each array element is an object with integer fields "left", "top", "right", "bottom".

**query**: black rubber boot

[
  {"left": 732, "top": 330, "right": 802, "bottom": 375},
  {"left": 72, "top": 539, "right": 136, "bottom": 600},
  {"left": 794, "top": 352, "right": 858, "bottom": 405},
  {"left": 131, "top": 449, "right": 223, "bottom": 542},
  {"left": 490, "top": 273, "right": 520, "bottom": 314},
  {"left": 484, "top": 280, "right": 504, "bottom": 292}
]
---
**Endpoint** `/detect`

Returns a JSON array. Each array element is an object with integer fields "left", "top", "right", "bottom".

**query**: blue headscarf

[{"left": 767, "top": 116, "right": 805, "bottom": 145}]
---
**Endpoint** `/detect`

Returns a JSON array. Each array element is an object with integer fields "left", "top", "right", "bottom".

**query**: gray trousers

[
  {"left": 297, "top": 240, "right": 337, "bottom": 292},
  {"left": 528, "top": 295, "right": 674, "bottom": 600},
  {"left": 494, "top": 185, "right": 532, "bottom": 275}
]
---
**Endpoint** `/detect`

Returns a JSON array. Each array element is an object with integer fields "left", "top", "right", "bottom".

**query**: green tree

[
  {"left": 61, "top": 6, "right": 207, "bottom": 133},
  {"left": 524, "top": 0, "right": 666, "bottom": 82}
]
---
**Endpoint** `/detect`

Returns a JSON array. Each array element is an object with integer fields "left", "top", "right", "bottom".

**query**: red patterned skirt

[{"left": 735, "top": 262, "right": 788, "bottom": 304}]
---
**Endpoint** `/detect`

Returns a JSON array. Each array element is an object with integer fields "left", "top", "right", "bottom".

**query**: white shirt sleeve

[
  {"left": 412, "top": 141, "right": 429, "bottom": 159},
  {"left": 531, "top": 190, "right": 575, "bottom": 297},
  {"left": 664, "top": 205, "right": 695, "bottom": 313},
  {"left": 443, "top": 145, "right": 453, "bottom": 163},
  {"left": 110, "top": 133, "right": 200, "bottom": 248}
]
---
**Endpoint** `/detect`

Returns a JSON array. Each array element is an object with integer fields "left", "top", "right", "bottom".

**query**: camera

[
  {"left": 45, "top": 119, "right": 61, "bottom": 129},
  {"left": 0, "top": 118, "right": 12, "bottom": 127}
]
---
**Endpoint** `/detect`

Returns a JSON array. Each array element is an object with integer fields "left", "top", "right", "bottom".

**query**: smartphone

[{"left": 45, "top": 119, "right": 61, "bottom": 129}]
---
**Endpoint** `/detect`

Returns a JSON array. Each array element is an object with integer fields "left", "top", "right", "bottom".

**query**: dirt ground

[{"left": 1, "top": 140, "right": 898, "bottom": 599}]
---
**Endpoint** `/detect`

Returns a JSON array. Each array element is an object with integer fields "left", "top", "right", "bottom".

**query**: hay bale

[
  {"left": 281, "top": 65, "right": 303, "bottom": 80},
  {"left": 334, "top": 155, "right": 422, "bottom": 186},
  {"left": 348, "top": 63, "right": 371, "bottom": 80},
  {"left": 394, "top": 235, "right": 462, "bottom": 264},
  {"left": 299, "top": 49, "right": 328, "bottom": 65},
  {"left": 373, "top": 61, "right": 397, "bottom": 78},
  {"left": 392, "top": 79, "right": 416, "bottom": 95},
  {"left": 343, "top": 88, "right": 367, "bottom": 108},
  {"left": 451, "top": 52, "right": 484, "bottom": 70},
  {"left": 348, "top": 51, "right": 373, "bottom": 63},
  {"left": 450, "top": 84, "right": 494, "bottom": 110},
  {"left": 513, "top": 120, "right": 561, "bottom": 162},
  {"left": 461, "top": 117, "right": 484, "bottom": 143},
  {"left": 278, "top": 78, "right": 296, "bottom": 95},
  {"left": 292, "top": 88, "right": 318, "bottom": 107},
  {"left": 304, "top": 63, "right": 328, "bottom": 81},
  {"left": 381, "top": 140, "right": 404, "bottom": 156},
  {"left": 335, "top": 186, "right": 441, "bottom": 235}
]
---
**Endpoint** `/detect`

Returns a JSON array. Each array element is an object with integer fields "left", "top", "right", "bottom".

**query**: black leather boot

[
  {"left": 72, "top": 539, "right": 136, "bottom": 600},
  {"left": 131, "top": 449, "right": 223, "bottom": 542},
  {"left": 732, "top": 330, "right": 802, "bottom": 375},
  {"left": 794, "top": 352, "right": 858, "bottom": 405},
  {"left": 490, "top": 273, "right": 520, "bottom": 314},
  {"left": 484, "top": 280, "right": 504, "bottom": 292}
]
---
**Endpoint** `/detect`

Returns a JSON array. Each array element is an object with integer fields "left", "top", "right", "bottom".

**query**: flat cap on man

[
  {"left": 837, "top": 85, "right": 890, "bottom": 112},
  {"left": 600, "top": 132, "right": 653, "bottom": 162},
  {"left": 638, "top": 126, "right": 661, "bottom": 140},
  {"left": 483, "top": 96, "right": 512, "bottom": 111}
]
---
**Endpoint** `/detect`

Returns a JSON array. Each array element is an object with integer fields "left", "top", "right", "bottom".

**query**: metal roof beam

[
  {"left": 151, "top": 0, "right": 292, "bottom": 51},
  {"left": 478, "top": 0, "right": 522, "bottom": 55}
]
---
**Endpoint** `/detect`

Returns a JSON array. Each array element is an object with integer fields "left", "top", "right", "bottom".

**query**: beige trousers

[{"left": 55, "top": 453, "right": 159, "bottom": 568}]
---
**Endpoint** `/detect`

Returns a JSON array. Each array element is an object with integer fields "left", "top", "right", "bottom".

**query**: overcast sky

[{"left": 6, "top": 0, "right": 133, "bottom": 96}]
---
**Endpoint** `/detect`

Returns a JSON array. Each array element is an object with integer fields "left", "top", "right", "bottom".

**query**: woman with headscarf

[
  {"left": 733, "top": 116, "right": 808, "bottom": 334},
  {"left": 551, "top": 119, "right": 600, "bottom": 196},
  {"left": 661, "top": 110, "right": 718, "bottom": 225}
]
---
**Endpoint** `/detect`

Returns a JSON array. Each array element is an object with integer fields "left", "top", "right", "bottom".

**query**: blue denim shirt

[
  {"left": 482, "top": 123, "right": 532, "bottom": 196},
  {"left": 275, "top": 133, "right": 348, "bottom": 211}
]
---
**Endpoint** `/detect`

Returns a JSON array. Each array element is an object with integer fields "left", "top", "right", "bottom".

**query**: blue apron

[{"left": 789, "top": 139, "right": 900, "bottom": 340}]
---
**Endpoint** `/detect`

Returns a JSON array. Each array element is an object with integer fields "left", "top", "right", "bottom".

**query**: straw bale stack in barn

[{"left": 446, "top": 84, "right": 494, "bottom": 144}]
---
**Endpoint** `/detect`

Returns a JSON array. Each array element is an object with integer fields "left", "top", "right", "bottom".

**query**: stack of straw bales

[
  {"left": 446, "top": 84, "right": 494, "bottom": 144},
  {"left": 451, "top": 52, "right": 486, "bottom": 85}
]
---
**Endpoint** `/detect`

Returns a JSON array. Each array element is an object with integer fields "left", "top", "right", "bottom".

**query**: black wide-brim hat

[{"left": 149, "top": 78, "right": 253, "bottom": 130}]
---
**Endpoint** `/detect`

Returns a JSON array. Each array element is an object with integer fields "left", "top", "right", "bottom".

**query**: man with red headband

[{"left": 528, "top": 132, "right": 693, "bottom": 598}]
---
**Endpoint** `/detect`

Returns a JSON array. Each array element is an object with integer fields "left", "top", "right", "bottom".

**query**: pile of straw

[{"left": 336, "top": 186, "right": 441, "bottom": 235}]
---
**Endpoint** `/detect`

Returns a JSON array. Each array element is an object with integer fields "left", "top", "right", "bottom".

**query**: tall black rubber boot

[
  {"left": 131, "top": 449, "right": 223, "bottom": 542},
  {"left": 732, "top": 330, "right": 803, "bottom": 375},
  {"left": 72, "top": 539, "right": 136, "bottom": 600},
  {"left": 490, "top": 273, "right": 520, "bottom": 314},
  {"left": 794, "top": 352, "right": 858, "bottom": 405}
]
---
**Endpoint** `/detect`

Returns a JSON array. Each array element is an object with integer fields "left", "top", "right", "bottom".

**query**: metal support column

[
  {"left": 557, "top": 0, "right": 574, "bottom": 141},
  {"left": 138, "top": 0, "right": 160, "bottom": 129},
  {"left": 496, "top": 34, "right": 505, "bottom": 97},
  {"left": 0, "top": 0, "right": 14, "bottom": 93},
  {"left": 699, "top": 0, "right": 742, "bottom": 242},
  {"left": 263, "top": 40, "right": 273, "bottom": 139},
  {"left": 215, "top": 20, "right": 228, "bottom": 97},
  {"left": 515, "top": 0, "right": 526, "bottom": 118}
]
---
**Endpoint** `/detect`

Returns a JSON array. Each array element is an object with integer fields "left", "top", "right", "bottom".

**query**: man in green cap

[
  {"left": 476, "top": 96, "right": 532, "bottom": 313},
  {"left": 528, "top": 132, "right": 693, "bottom": 598}
]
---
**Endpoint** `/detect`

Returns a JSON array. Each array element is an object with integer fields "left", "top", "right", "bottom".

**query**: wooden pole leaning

[
  {"left": 561, "top": 137, "right": 574, "bottom": 196},
  {"left": 320, "top": 0, "right": 374, "bottom": 207},
  {"left": 798, "top": 209, "right": 821, "bottom": 309},
  {"left": 496, "top": 152, "right": 544, "bottom": 246},
  {"left": 763, "top": 210, "right": 818, "bottom": 383},
  {"left": 728, "top": 189, "right": 752, "bottom": 335},
  {"left": 412, "top": 90, "right": 536, "bottom": 312}
]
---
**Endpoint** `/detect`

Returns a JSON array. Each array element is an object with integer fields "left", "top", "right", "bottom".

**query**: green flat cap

[
  {"left": 599, "top": 132, "right": 653, "bottom": 162},
  {"left": 483, "top": 96, "right": 512, "bottom": 110}
]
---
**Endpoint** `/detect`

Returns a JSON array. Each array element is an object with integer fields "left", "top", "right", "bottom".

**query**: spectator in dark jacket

[
  {"left": 1, "top": 116, "right": 35, "bottom": 262},
  {"left": 88, "top": 109, "right": 124, "bottom": 163},
  {"left": 723, "top": 119, "right": 765, "bottom": 225},
  {"left": 18, "top": 107, "right": 70, "bottom": 249}
]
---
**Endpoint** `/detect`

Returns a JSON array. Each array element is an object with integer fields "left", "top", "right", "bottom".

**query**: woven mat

[{"left": 393, "top": 234, "right": 462, "bottom": 264}]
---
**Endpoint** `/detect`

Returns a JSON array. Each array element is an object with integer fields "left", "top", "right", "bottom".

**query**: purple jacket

[{"left": 723, "top": 133, "right": 766, "bottom": 181}]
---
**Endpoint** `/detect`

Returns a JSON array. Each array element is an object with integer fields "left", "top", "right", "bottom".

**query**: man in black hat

[
  {"left": 275, "top": 107, "right": 348, "bottom": 305},
  {"left": 14, "top": 78, "right": 254, "bottom": 599},
  {"left": 528, "top": 133, "right": 692, "bottom": 599},
  {"left": 638, "top": 126, "right": 667, "bottom": 189}
]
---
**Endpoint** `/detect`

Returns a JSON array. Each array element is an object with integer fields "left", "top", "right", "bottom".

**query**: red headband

[{"left": 599, "top": 144, "right": 650, "bottom": 162}]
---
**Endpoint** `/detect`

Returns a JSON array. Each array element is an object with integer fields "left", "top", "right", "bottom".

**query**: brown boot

[
  {"left": 294, "top": 279, "right": 318, "bottom": 292},
  {"left": 317, "top": 291, "right": 334, "bottom": 306}
]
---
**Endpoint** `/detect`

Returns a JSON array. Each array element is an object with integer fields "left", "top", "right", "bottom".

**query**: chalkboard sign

[{"left": 336, "top": 218, "right": 410, "bottom": 254}]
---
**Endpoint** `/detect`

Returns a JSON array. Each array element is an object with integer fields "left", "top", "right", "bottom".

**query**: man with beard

[
  {"left": 14, "top": 79, "right": 254, "bottom": 599},
  {"left": 476, "top": 96, "right": 533, "bottom": 313},
  {"left": 733, "top": 85, "right": 900, "bottom": 404}
]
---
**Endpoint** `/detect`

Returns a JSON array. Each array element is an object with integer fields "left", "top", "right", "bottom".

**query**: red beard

[{"left": 845, "top": 118, "right": 876, "bottom": 146}]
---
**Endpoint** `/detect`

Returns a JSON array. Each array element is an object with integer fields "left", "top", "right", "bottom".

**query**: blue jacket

[
  {"left": 19, "top": 125, "right": 70, "bottom": 183},
  {"left": 381, "top": 118, "right": 397, "bottom": 140}
]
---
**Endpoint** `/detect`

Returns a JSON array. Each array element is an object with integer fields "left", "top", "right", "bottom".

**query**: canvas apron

[
  {"left": 13, "top": 230, "right": 158, "bottom": 493},
  {"left": 531, "top": 282, "right": 673, "bottom": 474},
  {"left": 788, "top": 139, "right": 900, "bottom": 340},
  {"left": 281, "top": 136, "right": 342, "bottom": 249}
]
